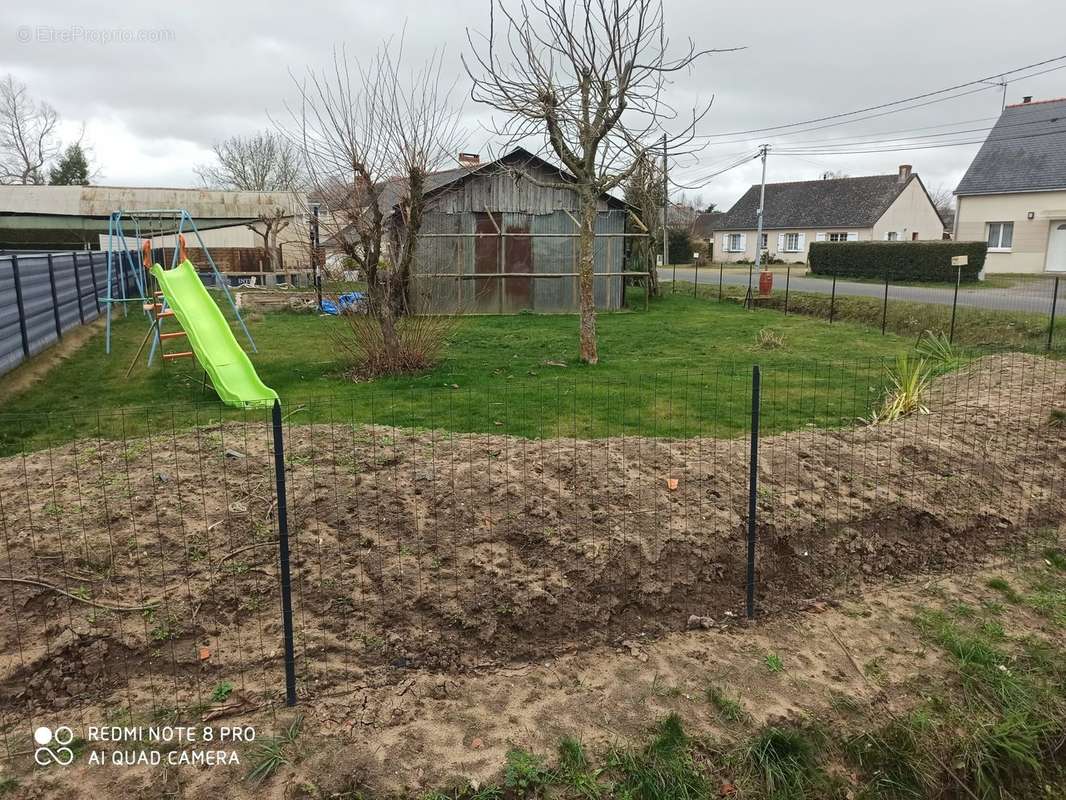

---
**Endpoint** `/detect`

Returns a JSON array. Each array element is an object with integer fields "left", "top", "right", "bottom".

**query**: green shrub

[
  {"left": 808, "top": 240, "right": 986, "bottom": 282},
  {"left": 667, "top": 227, "right": 694, "bottom": 265}
]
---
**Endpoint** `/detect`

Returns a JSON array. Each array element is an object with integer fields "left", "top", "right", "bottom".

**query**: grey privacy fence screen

[{"left": 0, "top": 250, "right": 139, "bottom": 377}]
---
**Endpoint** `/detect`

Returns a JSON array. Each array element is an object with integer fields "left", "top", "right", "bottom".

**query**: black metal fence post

[
  {"left": 72, "top": 252, "right": 86, "bottom": 324},
  {"left": 10, "top": 255, "right": 30, "bottom": 358},
  {"left": 829, "top": 275, "right": 837, "bottom": 324},
  {"left": 881, "top": 270, "right": 889, "bottom": 335},
  {"left": 949, "top": 266, "right": 961, "bottom": 344},
  {"left": 271, "top": 400, "right": 298, "bottom": 706},
  {"left": 784, "top": 265, "right": 791, "bottom": 315},
  {"left": 1048, "top": 276, "right": 1060, "bottom": 352},
  {"left": 693, "top": 259, "right": 699, "bottom": 298},
  {"left": 718, "top": 261, "right": 724, "bottom": 302},
  {"left": 47, "top": 254, "right": 62, "bottom": 340},
  {"left": 89, "top": 252, "right": 102, "bottom": 313},
  {"left": 746, "top": 365, "right": 761, "bottom": 621}
]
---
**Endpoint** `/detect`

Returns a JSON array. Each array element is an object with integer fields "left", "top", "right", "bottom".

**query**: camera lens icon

[{"left": 33, "top": 725, "right": 75, "bottom": 766}]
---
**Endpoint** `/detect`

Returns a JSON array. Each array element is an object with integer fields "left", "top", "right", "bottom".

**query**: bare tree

[
  {"left": 624, "top": 151, "right": 663, "bottom": 296},
  {"left": 194, "top": 131, "right": 302, "bottom": 191},
  {"left": 280, "top": 40, "right": 462, "bottom": 371},
  {"left": 248, "top": 208, "right": 291, "bottom": 272},
  {"left": 194, "top": 131, "right": 303, "bottom": 273},
  {"left": 464, "top": 0, "right": 727, "bottom": 363},
  {"left": 0, "top": 75, "right": 61, "bottom": 185},
  {"left": 928, "top": 183, "right": 955, "bottom": 222}
]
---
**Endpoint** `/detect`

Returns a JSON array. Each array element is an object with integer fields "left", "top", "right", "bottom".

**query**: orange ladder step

[
  {"left": 162, "top": 351, "right": 194, "bottom": 360},
  {"left": 159, "top": 331, "right": 186, "bottom": 340},
  {"left": 157, "top": 310, "right": 175, "bottom": 318}
]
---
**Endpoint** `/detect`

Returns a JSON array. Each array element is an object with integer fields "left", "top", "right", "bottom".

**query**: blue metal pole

[{"left": 105, "top": 212, "right": 115, "bottom": 353}]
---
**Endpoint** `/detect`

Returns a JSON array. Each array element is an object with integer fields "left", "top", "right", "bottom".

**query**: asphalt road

[{"left": 665, "top": 266, "right": 1058, "bottom": 315}]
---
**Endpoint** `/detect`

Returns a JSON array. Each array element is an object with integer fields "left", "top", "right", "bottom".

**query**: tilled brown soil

[{"left": 0, "top": 353, "right": 1063, "bottom": 732}]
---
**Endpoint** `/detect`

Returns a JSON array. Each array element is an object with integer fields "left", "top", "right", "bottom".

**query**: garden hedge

[{"left": 808, "top": 240, "right": 986, "bottom": 282}]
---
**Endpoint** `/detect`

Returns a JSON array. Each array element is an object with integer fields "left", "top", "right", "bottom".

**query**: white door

[{"left": 1048, "top": 221, "right": 1066, "bottom": 272}]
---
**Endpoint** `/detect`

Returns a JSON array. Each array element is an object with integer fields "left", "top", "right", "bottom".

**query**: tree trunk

[
  {"left": 577, "top": 196, "right": 598, "bottom": 365},
  {"left": 265, "top": 228, "right": 282, "bottom": 272},
  {"left": 379, "top": 304, "right": 401, "bottom": 363}
]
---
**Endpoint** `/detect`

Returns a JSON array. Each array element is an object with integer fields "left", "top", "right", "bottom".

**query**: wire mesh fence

[
  {"left": 689, "top": 264, "right": 1066, "bottom": 353},
  {"left": 0, "top": 352, "right": 1063, "bottom": 760}
]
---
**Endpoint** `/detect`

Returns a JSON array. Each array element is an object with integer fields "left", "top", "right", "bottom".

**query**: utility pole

[
  {"left": 746, "top": 144, "right": 769, "bottom": 309},
  {"left": 662, "top": 133, "right": 670, "bottom": 292},
  {"left": 310, "top": 201, "right": 322, "bottom": 309}
]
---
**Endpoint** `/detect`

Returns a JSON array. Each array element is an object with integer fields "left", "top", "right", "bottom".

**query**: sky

[{"left": 2, "top": 0, "right": 1065, "bottom": 211}]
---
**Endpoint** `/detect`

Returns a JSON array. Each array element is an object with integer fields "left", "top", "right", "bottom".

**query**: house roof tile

[
  {"left": 715, "top": 173, "right": 916, "bottom": 231},
  {"left": 955, "top": 98, "right": 1066, "bottom": 196}
]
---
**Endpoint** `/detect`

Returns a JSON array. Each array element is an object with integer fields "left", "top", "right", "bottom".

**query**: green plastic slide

[{"left": 151, "top": 260, "right": 278, "bottom": 408}]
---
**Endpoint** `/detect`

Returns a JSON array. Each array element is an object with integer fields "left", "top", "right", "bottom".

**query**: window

[
  {"left": 828, "top": 232, "right": 849, "bottom": 242},
  {"left": 784, "top": 232, "right": 800, "bottom": 251},
  {"left": 760, "top": 233, "right": 768, "bottom": 249},
  {"left": 886, "top": 231, "right": 899, "bottom": 241},
  {"left": 726, "top": 233, "right": 744, "bottom": 252},
  {"left": 987, "top": 222, "right": 1013, "bottom": 250}
]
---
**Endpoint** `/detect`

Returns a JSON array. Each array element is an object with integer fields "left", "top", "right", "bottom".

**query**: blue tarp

[{"left": 320, "top": 292, "right": 365, "bottom": 315}]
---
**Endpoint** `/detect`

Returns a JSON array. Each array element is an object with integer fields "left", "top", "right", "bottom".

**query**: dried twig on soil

[
  {"left": 823, "top": 622, "right": 870, "bottom": 686},
  {"left": 0, "top": 576, "right": 161, "bottom": 612},
  {"left": 216, "top": 540, "right": 278, "bottom": 572}
]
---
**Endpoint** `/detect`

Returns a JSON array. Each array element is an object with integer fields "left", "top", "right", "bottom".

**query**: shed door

[
  {"left": 473, "top": 212, "right": 500, "bottom": 312},
  {"left": 504, "top": 220, "right": 532, "bottom": 310}
]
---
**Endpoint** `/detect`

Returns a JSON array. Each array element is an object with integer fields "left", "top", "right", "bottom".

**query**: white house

[
  {"left": 954, "top": 96, "right": 1066, "bottom": 274},
  {"left": 712, "top": 166, "right": 944, "bottom": 263}
]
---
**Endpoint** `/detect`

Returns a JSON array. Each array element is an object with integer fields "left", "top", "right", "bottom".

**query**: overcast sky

[{"left": 2, "top": 0, "right": 1065, "bottom": 210}]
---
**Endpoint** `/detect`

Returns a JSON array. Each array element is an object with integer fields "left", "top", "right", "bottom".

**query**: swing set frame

[{"left": 103, "top": 208, "right": 258, "bottom": 365}]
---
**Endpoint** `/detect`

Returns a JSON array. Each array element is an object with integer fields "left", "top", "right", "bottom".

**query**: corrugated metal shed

[{"left": 408, "top": 148, "right": 630, "bottom": 314}]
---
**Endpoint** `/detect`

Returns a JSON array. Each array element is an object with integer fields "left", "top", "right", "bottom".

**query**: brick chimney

[
  {"left": 458, "top": 152, "right": 480, "bottom": 167},
  {"left": 898, "top": 164, "right": 912, "bottom": 183}
]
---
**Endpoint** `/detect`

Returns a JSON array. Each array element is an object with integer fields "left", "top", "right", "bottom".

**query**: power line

[
  {"left": 695, "top": 54, "right": 1066, "bottom": 140},
  {"left": 773, "top": 112, "right": 1065, "bottom": 153},
  {"left": 670, "top": 151, "right": 760, "bottom": 190},
  {"left": 695, "top": 84, "right": 999, "bottom": 147},
  {"left": 689, "top": 60, "right": 1066, "bottom": 156},
  {"left": 776, "top": 122, "right": 1066, "bottom": 156}
]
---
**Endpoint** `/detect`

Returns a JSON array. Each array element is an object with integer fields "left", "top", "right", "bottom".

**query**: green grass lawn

[{"left": 0, "top": 290, "right": 913, "bottom": 454}]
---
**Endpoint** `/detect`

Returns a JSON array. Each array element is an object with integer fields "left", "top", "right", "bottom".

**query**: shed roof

[
  {"left": 416, "top": 147, "right": 628, "bottom": 210},
  {"left": 955, "top": 97, "right": 1066, "bottom": 196},
  {"left": 716, "top": 172, "right": 919, "bottom": 231}
]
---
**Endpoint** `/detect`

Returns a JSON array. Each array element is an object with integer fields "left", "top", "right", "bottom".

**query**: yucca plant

[
  {"left": 915, "top": 330, "right": 963, "bottom": 371},
  {"left": 870, "top": 354, "right": 932, "bottom": 424}
]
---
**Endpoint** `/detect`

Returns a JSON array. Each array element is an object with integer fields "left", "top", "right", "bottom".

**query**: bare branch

[
  {"left": 463, "top": 0, "right": 734, "bottom": 363},
  {"left": 276, "top": 36, "right": 464, "bottom": 370},
  {"left": 0, "top": 75, "right": 61, "bottom": 185}
]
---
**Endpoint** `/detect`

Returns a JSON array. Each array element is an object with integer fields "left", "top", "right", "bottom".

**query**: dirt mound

[{"left": 0, "top": 354, "right": 1063, "bottom": 721}]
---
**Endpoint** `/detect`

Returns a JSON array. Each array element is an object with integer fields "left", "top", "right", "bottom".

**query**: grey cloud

[{"left": 1, "top": 0, "right": 1063, "bottom": 204}]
